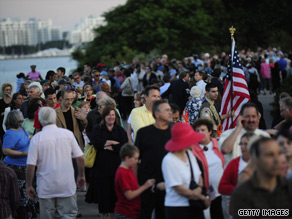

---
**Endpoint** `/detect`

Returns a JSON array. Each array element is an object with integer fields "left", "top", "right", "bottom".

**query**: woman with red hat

[{"left": 162, "top": 122, "right": 210, "bottom": 219}]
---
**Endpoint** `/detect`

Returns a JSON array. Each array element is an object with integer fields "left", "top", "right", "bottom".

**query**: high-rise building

[
  {"left": 70, "top": 15, "right": 105, "bottom": 45},
  {"left": 0, "top": 18, "right": 62, "bottom": 47}
]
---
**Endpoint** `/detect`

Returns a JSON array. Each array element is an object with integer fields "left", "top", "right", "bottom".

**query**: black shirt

[
  {"left": 86, "top": 108, "right": 101, "bottom": 141},
  {"left": 231, "top": 173, "right": 292, "bottom": 218},
  {"left": 135, "top": 124, "right": 171, "bottom": 185},
  {"left": 91, "top": 124, "right": 128, "bottom": 177},
  {"left": 63, "top": 109, "right": 74, "bottom": 133}
]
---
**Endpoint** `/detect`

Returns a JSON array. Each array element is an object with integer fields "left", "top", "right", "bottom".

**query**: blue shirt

[
  {"left": 3, "top": 128, "right": 30, "bottom": 166},
  {"left": 278, "top": 58, "right": 287, "bottom": 71},
  {"left": 113, "top": 77, "right": 121, "bottom": 88},
  {"left": 16, "top": 78, "right": 25, "bottom": 92}
]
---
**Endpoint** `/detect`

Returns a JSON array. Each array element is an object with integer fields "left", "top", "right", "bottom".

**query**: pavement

[
  {"left": 77, "top": 190, "right": 101, "bottom": 218},
  {"left": 258, "top": 92, "right": 275, "bottom": 129},
  {"left": 75, "top": 92, "right": 276, "bottom": 218}
]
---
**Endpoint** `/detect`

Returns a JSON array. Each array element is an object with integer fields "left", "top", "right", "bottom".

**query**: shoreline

[{"left": 0, "top": 54, "right": 72, "bottom": 61}]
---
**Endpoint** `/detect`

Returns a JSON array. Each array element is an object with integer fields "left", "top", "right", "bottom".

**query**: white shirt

[
  {"left": 199, "top": 142, "right": 223, "bottom": 197},
  {"left": 218, "top": 128, "right": 270, "bottom": 165},
  {"left": 238, "top": 156, "right": 248, "bottom": 175},
  {"left": 162, "top": 150, "right": 201, "bottom": 207},
  {"left": 27, "top": 124, "right": 83, "bottom": 198},
  {"left": 160, "top": 82, "right": 171, "bottom": 95},
  {"left": 196, "top": 80, "right": 206, "bottom": 100},
  {"left": 131, "top": 72, "right": 139, "bottom": 92}
]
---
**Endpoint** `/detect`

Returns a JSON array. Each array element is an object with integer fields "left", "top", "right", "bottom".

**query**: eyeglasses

[{"left": 94, "top": 74, "right": 100, "bottom": 77}]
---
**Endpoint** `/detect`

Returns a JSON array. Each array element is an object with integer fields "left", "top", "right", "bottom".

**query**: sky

[{"left": 0, "top": 0, "right": 127, "bottom": 31}]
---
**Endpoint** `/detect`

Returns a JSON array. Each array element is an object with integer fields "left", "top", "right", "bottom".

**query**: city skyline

[{"left": 0, "top": 0, "right": 127, "bottom": 32}]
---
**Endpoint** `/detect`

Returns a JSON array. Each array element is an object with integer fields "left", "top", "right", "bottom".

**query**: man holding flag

[
  {"left": 218, "top": 33, "right": 270, "bottom": 219},
  {"left": 218, "top": 36, "right": 269, "bottom": 165}
]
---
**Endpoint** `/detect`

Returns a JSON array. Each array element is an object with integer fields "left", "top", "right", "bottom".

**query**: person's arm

[
  {"left": 75, "top": 109, "right": 88, "bottom": 131},
  {"left": 130, "top": 108, "right": 145, "bottom": 139},
  {"left": 218, "top": 160, "right": 237, "bottom": 195},
  {"left": 39, "top": 74, "right": 43, "bottom": 81},
  {"left": 221, "top": 109, "right": 234, "bottom": 120},
  {"left": 76, "top": 156, "right": 86, "bottom": 189},
  {"left": 161, "top": 83, "right": 172, "bottom": 99},
  {"left": 33, "top": 109, "right": 42, "bottom": 133},
  {"left": 2, "top": 107, "right": 9, "bottom": 132},
  {"left": 127, "top": 123, "right": 133, "bottom": 144},
  {"left": 124, "top": 179, "right": 155, "bottom": 200},
  {"left": 221, "top": 116, "right": 244, "bottom": 154},
  {"left": 26, "top": 164, "right": 37, "bottom": 200},
  {"left": 120, "top": 77, "right": 129, "bottom": 89},
  {"left": 111, "top": 127, "right": 128, "bottom": 152},
  {"left": 3, "top": 148, "right": 28, "bottom": 157}
]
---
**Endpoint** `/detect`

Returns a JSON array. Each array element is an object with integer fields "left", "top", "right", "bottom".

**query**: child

[{"left": 115, "top": 143, "right": 155, "bottom": 219}]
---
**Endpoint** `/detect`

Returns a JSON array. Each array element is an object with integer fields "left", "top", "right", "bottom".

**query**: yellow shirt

[{"left": 130, "top": 105, "right": 155, "bottom": 139}]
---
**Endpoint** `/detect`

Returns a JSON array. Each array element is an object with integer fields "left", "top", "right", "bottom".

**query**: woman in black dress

[{"left": 90, "top": 106, "right": 128, "bottom": 219}]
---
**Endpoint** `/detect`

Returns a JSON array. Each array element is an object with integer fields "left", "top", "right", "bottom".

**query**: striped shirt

[{"left": 0, "top": 163, "right": 20, "bottom": 218}]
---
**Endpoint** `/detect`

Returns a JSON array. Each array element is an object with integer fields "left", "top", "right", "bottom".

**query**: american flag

[{"left": 220, "top": 38, "right": 250, "bottom": 131}]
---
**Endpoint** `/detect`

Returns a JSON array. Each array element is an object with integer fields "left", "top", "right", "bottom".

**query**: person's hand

[
  {"left": 22, "top": 151, "right": 28, "bottom": 156},
  {"left": 26, "top": 186, "right": 37, "bottom": 201},
  {"left": 156, "top": 182, "right": 165, "bottom": 191},
  {"left": 228, "top": 109, "right": 234, "bottom": 118},
  {"left": 104, "top": 145, "right": 113, "bottom": 151},
  {"left": 74, "top": 111, "right": 86, "bottom": 121},
  {"left": 236, "top": 115, "right": 245, "bottom": 128},
  {"left": 203, "top": 197, "right": 211, "bottom": 208},
  {"left": 190, "top": 187, "right": 202, "bottom": 199},
  {"left": 77, "top": 176, "right": 86, "bottom": 189},
  {"left": 144, "top": 179, "right": 156, "bottom": 189},
  {"left": 105, "top": 140, "right": 119, "bottom": 146}
]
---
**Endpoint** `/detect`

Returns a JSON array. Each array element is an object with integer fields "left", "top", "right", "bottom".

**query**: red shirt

[
  {"left": 218, "top": 157, "right": 240, "bottom": 195},
  {"left": 114, "top": 166, "right": 140, "bottom": 218},
  {"left": 34, "top": 104, "right": 60, "bottom": 129}
]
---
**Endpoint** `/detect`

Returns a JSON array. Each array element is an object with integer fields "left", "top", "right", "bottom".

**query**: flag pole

[{"left": 229, "top": 26, "right": 236, "bottom": 128}]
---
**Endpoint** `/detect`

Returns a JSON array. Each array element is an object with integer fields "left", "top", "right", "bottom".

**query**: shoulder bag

[
  {"left": 186, "top": 151, "right": 208, "bottom": 210},
  {"left": 84, "top": 143, "right": 96, "bottom": 168}
]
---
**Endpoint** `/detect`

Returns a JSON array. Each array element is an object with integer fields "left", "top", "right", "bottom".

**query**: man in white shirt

[
  {"left": 194, "top": 71, "right": 207, "bottom": 100},
  {"left": 219, "top": 102, "right": 270, "bottom": 165},
  {"left": 26, "top": 107, "right": 85, "bottom": 218}
]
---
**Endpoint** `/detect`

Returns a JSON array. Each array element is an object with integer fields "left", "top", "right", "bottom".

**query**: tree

[{"left": 73, "top": 0, "right": 292, "bottom": 67}]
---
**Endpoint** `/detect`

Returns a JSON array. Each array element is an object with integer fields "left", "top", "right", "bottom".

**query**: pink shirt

[
  {"left": 27, "top": 71, "right": 41, "bottom": 80},
  {"left": 260, "top": 63, "right": 271, "bottom": 79}
]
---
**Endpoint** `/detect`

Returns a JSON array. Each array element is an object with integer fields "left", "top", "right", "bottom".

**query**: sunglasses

[{"left": 94, "top": 74, "right": 100, "bottom": 77}]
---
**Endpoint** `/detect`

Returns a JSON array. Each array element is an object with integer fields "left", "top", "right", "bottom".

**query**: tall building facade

[
  {"left": 0, "top": 18, "right": 62, "bottom": 47},
  {"left": 70, "top": 16, "right": 105, "bottom": 45}
]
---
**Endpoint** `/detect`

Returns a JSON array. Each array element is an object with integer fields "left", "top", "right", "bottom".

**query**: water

[{"left": 0, "top": 56, "right": 78, "bottom": 92}]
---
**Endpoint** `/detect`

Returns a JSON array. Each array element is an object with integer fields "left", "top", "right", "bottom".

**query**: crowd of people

[{"left": 1, "top": 47, "right": 292, "bottom": 219}]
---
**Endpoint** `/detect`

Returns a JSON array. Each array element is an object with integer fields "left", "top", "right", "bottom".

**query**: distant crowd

[{"left": 1, "top": 46, "right": 292, "bottom": 219}]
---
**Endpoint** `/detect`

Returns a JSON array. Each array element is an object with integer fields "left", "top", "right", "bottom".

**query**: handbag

[
  {"left": 186, "top": 151, "right": 208, "bottom": 210},
  {"left": 123, "top": 78, "right": 133, "bottom": 95},
  {"left": 84, "top": 143, "right": 96, "bottom": 168}
]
